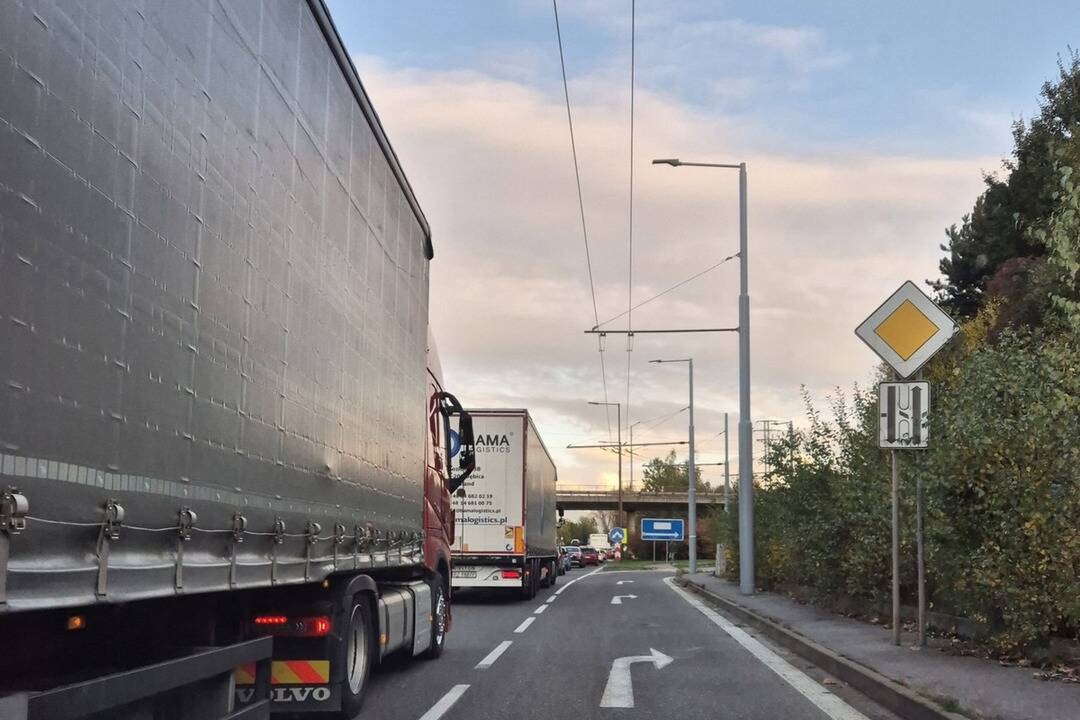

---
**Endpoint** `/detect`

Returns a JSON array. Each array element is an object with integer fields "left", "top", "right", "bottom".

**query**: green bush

[
  {"left": 716, "top": 329, "right": 1080, "bottom": 650},
  {"left": 923, "top": 328, "right": 1080, "bottom": 648}
]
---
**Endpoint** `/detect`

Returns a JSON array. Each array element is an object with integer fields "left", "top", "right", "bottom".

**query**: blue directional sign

[
  {"left": 640, "top": 518, "right": 685, "bottom": 542},
  {"left": 608, "top": 527, "right": 625, "bottom": 545}
]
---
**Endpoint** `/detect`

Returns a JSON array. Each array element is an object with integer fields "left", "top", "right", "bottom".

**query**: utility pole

[
  {"left": 648, "top": 358, "right": 696, "bottom": 574},
  {"left": 724, "top": 412, "right": 730, "bottom": 513},
  {"left": 736, "top": 162, "right": 753, "bottom": 595},
  {"left": 688, "top": 360, "right": 696, "bottom": 575},
  {"left": 639, "top": 158, "right": 752, "bottom": 592},
  {"left": 762, "top": 419, "right": 771, "bottom": 478},
  {"left": 588, "top": 401, "right": 623, "bottom": 529}
]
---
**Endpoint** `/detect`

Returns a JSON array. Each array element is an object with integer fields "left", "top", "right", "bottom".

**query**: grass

[{"left": 600, "top": 559, "right": 678, "bottom": 572}]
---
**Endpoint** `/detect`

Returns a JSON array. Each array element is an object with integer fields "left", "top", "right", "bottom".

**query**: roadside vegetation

[
  {"left": 716, "top": 54, "right": 1080, "bottom": 658},
  {"left": 600, "top": 559, "right": 678, "bottom": 572}
]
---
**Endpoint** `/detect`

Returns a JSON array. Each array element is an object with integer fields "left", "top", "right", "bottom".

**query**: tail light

[
  {"left": 251, "top": 614, "right": 331, "bottom": 637},
  {"left": 500, "top": 569, "right": 521, "bottom": 579},
  {"left": 297, "top": 616, "right": 331, "bottom": 637}
]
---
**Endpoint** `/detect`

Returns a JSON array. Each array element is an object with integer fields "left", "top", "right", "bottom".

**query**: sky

[{"left": 325, "top": 0, "right": 1074, "bottom": 490}]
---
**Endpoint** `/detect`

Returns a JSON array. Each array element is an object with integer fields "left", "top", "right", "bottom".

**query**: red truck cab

[{"left": 423, "top": 335, "right": 475, "bottom": 639}]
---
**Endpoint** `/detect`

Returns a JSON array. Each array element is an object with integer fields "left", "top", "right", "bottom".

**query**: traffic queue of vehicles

[{"left": 0, "top": 0, "right": 602, "bottom": 717}]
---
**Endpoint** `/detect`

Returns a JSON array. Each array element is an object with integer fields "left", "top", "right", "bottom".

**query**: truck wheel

[
  {"left": 521, "top": 561, "right": 538, "bottom": 600},
  {"left": 422, "top": 573, "right": 448, "bottom": 659},
  {"left": 340, "top": 596, "right": 376, "bottom": 717},
  {"left": 549, "top": 560, "right": 558, "bottom": 587},
  {"left": 539, "top": 560, "right": 551, "bottom": 589}
]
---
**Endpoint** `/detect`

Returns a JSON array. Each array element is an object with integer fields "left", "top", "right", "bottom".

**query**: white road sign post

[
  {"left": 856, "top": 282, "right": 955, "bottom": 648},
  {"left": 879, "top": 382, "right": 930, "bottom": 449}
]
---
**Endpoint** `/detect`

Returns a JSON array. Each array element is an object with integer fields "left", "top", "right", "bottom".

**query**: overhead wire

[
  {"left": 552, "top": 0, "right": 613, "bottom": 440},
  {"left": 593, "top": 250, "right": 740, "bottom": 329},
  {"left": 637, "top": 404, "right": 690, "bottom": 433}
]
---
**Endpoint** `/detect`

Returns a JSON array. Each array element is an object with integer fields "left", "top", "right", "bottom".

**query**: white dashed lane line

[
  {"left": 475, "top": 641, "right": 513, "bottom": 670},
  {"left": 417, "top": 568, "right": 601, "bottom": 718},
  {"left": 417, "top": 684, "right": 470, "bottom": 720}
]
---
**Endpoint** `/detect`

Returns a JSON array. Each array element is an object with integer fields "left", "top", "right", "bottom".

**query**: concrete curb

[{"left": 677, "top": 578, "right": 970, "bottom": 720}]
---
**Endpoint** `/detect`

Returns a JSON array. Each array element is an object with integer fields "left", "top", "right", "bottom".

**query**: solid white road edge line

[
  {"left": 417, "top": 684, "right": 470, "bottom": 720},
  {"left": 514, "top": 616, "right": 536, "bottom": 633},
  {"left": 533, "top": 604, "right": 548, "bottom": 614},
  {"left": 554, "top": 565, "right": 604, "bottom": 595},
  {"left": 664, "top": 578, "right": 870, "bottom": 720},
  {"left": 475, "top": 641, "right": 513, "bottom": 670}
]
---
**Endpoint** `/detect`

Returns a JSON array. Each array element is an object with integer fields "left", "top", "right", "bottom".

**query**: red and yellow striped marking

[{"left": 234, "top": 660, "right": 330, "bottom": 686}]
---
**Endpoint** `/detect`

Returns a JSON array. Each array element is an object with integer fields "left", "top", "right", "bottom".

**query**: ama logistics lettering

[{"left": 476, "top": 433, "right": 511, "bottom": 453}]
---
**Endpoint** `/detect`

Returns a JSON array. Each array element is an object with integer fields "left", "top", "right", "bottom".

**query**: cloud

[{"left": 352, "top": 55, "right": 992, "bottom": 488}]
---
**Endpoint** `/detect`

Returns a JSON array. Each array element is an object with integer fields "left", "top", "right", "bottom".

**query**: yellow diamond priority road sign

[{"left": 855, "top": 281, "right": 957, "bottom": 378}]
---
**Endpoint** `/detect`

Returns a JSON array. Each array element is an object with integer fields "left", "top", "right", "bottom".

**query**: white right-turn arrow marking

[
  {"left": 610, "top": 594, "right": 637, "bottom": 605},
  {"left": 600, "top": 648, "right": 674, "bottom": 708}
]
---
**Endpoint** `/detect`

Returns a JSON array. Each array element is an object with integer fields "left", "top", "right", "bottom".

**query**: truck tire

[
  {"left": 521, "top": 560, "right": 538, "bottom": 600},
  {"left": 340, "top": 596, "right": 376, "bottom": 717},
  {"left": 422, "top": 573, "right": 448, "bottom": 659},
  {"left": 549, "top": 560, "right": 558, "bottom": 587}
]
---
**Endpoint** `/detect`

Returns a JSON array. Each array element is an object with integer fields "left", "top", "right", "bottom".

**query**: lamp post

[
  {"left": 649, "top": 358, "right": 696, "bottom": 575},
  {"left": 652, "top": 158, "right": 753, "bottom": 594},
  {"left": 629, "top": 420, "right": 645, "bottom": 493},
  {"left": 716, "top": 412, "right": 730, "bottom": 512},
  {"left": 588, "top": 401, "right": 622, "bottom": 529}
]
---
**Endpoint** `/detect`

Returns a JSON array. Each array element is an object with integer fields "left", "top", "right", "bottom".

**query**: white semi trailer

[{"left": 451, "top": 410, "right": 558, "bottom": 600}]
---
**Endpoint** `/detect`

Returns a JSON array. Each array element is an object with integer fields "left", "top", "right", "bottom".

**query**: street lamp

[
  {"left": 649, "top": 358, "right": 697, "bottom": 574},
  {"left": 652, "top": 157, "right": 753, "bottom": 595},
  {"left": 588, "top": 401, "right": 623, "bottom": 529}
]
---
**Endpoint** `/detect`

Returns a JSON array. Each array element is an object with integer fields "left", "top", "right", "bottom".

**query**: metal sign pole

[
  {"left": 891, "top": 446, "right": 901, "bottom": 646},
  {"left": 917, "top": 473, "right": 926, "bottom": 646},
  {"left": 915, "top": 374, "right": 927, "bottom": 647},
  {"left": 857, "top": 281, "right": 955, "bottom": 650}
]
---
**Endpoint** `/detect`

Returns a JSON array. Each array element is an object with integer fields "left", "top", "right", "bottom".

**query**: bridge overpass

[{"left": 556, "top": 486, "right": 726, "bottom": 512}]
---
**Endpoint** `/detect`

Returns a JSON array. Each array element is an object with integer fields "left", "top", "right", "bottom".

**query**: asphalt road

[{"left": 359, "top": 567, "right": 902, "bottom": 720}]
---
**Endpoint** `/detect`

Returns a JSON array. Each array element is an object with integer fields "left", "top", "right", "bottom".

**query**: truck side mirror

[
  {"left": 451, "top": 412, "right": 475, "bottom": 492},
  {"left": 435, "top": 392, "right": 475, "bottom": 494}
]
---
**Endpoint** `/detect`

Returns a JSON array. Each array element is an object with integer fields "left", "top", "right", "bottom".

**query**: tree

[
  {"left": 556, "top": 516, "right": 597, "bottom": 546},
  {"left": 934, "top": 51, "right": 1080, "bottom": 319},
  {"left": 640, "top": 451, "right": 706, "bottom": 492},
  {"left": 1030, "top": 139, "right": 1080, "bottom": 331},
  {"left": 592, "top": 511, "right": 620, "bottom": 534}
]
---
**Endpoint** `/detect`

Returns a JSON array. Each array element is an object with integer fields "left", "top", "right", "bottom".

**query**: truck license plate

[{"left": 455, "top": 568, "right": 477, "bottom": 578}]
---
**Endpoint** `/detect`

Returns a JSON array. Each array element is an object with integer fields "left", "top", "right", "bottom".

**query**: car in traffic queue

[
  {"left": 579, "top": 547, "right": 600, "bottom": 566},
  {"left": 562, "top": 546, "right": 583, "bottom": 567}
]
